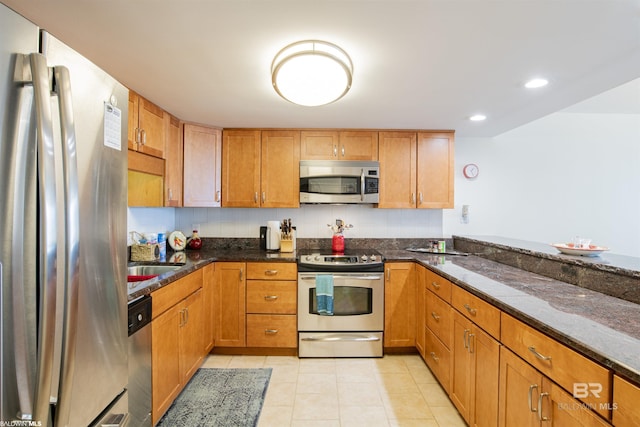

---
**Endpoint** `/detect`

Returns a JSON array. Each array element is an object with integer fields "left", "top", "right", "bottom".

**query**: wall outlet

[{"left": 461, "top": 205, "right": 470, "bottom": 224}]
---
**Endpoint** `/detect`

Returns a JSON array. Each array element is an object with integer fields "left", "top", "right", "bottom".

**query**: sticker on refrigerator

[{"left": 104, "top": 102, "right": 122, "bottom": 150}]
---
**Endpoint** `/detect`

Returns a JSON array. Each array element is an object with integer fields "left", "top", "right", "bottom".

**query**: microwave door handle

[{"left": 360, "top": 169, "right": 365, "bottom": 201}]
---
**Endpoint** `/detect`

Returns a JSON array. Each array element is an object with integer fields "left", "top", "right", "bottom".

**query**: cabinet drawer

[
  {"left": 425, "top": 290, "right": 452, "bottom": 349},
  {"left": 246, "top": 314, "right": 297, "bottom": 347},
  {"left": 424, "top": 327, "right": 451, "bottom": 393},
  {"left": 613, "top": 375, "right": 640, "bottom": 427},
  {"left": 501, "top": 314, "right": 611, "bottom": 419},
  {"left": 424, "top": 269, "right": 452, "bottom": 303},
  {"left": 451, "top": 285, "right": 500, "bottom": 339},
  {"left": 246, "top": 281, "right": 297, "bottom": 314},
  {"left": 152, "top": 269, "right": 202, "bottom": 319},
  {"left": 246, "top": 262, "right": 297, "bottom": 280}
]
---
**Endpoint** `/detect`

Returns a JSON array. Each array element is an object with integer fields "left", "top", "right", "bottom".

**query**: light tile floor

[{"left": 201, "top": 354, "right": 466, "bottom": 427}]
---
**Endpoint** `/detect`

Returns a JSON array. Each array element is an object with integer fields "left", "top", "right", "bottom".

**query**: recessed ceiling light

[
  {"left": 469, "top": 114, "right": 487, "bottom": 121},
  {"left": 524, "top": 78, "right": 549, "bottom": 89}
]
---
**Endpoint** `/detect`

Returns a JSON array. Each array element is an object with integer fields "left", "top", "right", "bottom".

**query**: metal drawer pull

[
  {"left": 468, "top": 333, "right": 475, "bottom": 353},
  {"left": 264, "top": 295, "right": 278, "bottom": 301},
  {"left": 301, "top": 334, "right": 380, "bottom": 342},
  {"left": 463, "top": 304, "right": 477, "bottom": 315},
  {"left": 528, "top": 346, "right": 552, "bottom": 361},
  {"left": 431, "top": 312, "right": 440, "bottom": 321},
  {"left": 431, "top": 281, "right": 440, "bottom": 290},
  {"left": 265, "top": 329, "right": 279, "bottom": 335},
  {"left": 265, "top": 270, "right": 278, "bottom": 276},
  {"left": 430, "top": 351, "right": 439, "bottom": 362},
  {"left": 538, "top": 392, "right": 550, "bottom": 421},
  {"left": 528, "top": 384, "right": 538, "bottom": 412}
]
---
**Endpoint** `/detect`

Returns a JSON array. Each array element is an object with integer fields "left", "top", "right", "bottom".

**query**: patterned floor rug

[{"left": 157, "top": 368, "right": 272, "bottom": 427}]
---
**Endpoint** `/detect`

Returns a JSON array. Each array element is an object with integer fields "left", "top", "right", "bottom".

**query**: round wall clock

[{"left": 463, "top": 163, "right": 479, "bottom": 179}]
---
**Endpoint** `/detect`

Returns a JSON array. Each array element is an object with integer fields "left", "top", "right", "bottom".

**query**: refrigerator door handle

[
  {"left": 29, "top": 52, "right": 58, "bottom": 425},
  {"left": 52, "top": 65, "right": 81, "bottom": 427},
  {"left": 11, "top": 55, "right": 37, "bottom": 421}
]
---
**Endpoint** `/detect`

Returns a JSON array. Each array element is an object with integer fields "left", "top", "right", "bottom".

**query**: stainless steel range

[{"left": 297, "top": 250, "right": 384, "bottom": 357}]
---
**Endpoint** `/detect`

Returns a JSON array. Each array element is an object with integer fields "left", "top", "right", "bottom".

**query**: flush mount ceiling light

[
  {"left": 271, "top": 40, "right": 353, "bottom": 107},
  {"left": 524, "top": 78, "right": 549, "bottom": 89},
  {"left": 469, "top": 114, "right": 487, "bottom": 121}
]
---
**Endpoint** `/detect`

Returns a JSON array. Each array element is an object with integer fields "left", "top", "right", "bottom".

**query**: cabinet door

[
  {"left": 300, "top": 130, "right": 339, "bottom": 159},
  {"left": 417, "top": 132, "right": 454, "bottom": 208},
  {"left": 215, "top": 262, "right": 246, "bottom": 347},
  {"left": 202, "top": 263, "right": 215, "bottom": 353},
  {"left": 180, "top": 289, "right": 204, "bottom": 383},
  {"left": 338, "top": 131, "right": 379, "bottom": 160},
  {"left": 415, "top": 265, "right": 425, "bottom": 357},
  {"left": 151, "top": 304, "right": 181, "bottom": 425},
  {"left": 164, "top": 115, "right": 183, "bottom": 206},
  {"left": 222, "top": 130, "right": 261, "bottom": 207},
  {"left": 384, "top": 262, "right": 416, "bottom": 347},
  {"left": 261, "top": 130, "right": 300, "bottom": 207},
  {"left": 451, "top": 310, "right": 473, "bottom": 422},
  {"left": 184, "top": 123, "right": 222, "bottom": 207},
  {"left": 128, "top": 91, "right": 140, "bottom": 151},
  {"left": 378, "top": 132, "right": 417, "bottom": 208},
  {"left": 138, "top": 96, "right": 165, "bottom": 158},
  {"left": 543, "top": 378, "right": 611, "bottom": 427},
  {"left": 613, "top": 375, "right": 640, "bottom": 427},
  {"left": 469, "top": 325, "right": 500, "bottom": 427},
  {"left": 498, "top": 347, "right": 541, "bottom": 427}
]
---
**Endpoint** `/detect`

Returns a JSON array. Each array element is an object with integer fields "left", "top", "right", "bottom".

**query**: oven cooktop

[{"left": 297, "top": 249, "right": 384, "bottom": 272}]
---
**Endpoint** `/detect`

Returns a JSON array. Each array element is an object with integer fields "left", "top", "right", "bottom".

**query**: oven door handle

[
  {"left": 301, "top": 334, "right": 381, "bottom": 342},
  {"left": 299, "top": 275, "right": 383, "bottom": 281}
]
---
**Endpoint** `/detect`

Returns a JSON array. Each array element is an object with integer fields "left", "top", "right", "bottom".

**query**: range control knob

[
  {"left": 370, "top": 255, "right": 378, "bottom": 262},
  {"left": 361, "top": 255, "right": 369, "bottom": 262},
  {"left": 305, "top": 255, "right": 312, "bottom": 261},
  {"left": 314, "top": 255, "right": 321, "bottom": 261}
]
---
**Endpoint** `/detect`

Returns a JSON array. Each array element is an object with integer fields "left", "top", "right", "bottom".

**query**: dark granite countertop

[{"left": 127, "top": 237, "right": 640, "bottom": 385}]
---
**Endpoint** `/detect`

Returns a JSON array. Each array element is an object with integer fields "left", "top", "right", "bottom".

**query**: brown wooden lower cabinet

[
  {"left": 151, "top": 276, "right": 204, "bottom": 425},
  {"left": 450, "top": 310, "right": 500, "bottom": 427},
  {"left": 384, "top": 262, "right": 416, "bottom": 348},
  {"left": 424, "top": 326, "right": 452, "bottom": 393},
  {"left": 214, "top": 262, "right": 246, "bottom": 347},
  {"left": 499, "top": 347, "right": 610, "bottom": 427},
  {"left": 613, "top": 375, "right": 640, "bottom": 426}
]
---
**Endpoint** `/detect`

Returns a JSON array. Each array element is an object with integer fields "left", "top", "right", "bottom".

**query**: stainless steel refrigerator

[{"left": 0, "top": 3, "right": 129, "bottom": 426}]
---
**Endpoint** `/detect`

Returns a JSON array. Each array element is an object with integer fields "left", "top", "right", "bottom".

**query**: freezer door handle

[
  {"left": 52, "top": 65, "right": 81, "bottom": 427},
  {"left": 29, "top": 52, "right": 59, "bottom": 425}
]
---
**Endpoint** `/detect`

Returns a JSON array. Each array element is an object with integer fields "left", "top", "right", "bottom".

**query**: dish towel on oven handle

[{"left": 316, "top": 274, "right": 334, "bottom": 315}]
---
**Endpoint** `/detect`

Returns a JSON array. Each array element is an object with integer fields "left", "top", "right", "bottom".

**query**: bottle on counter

[{"left": 187, "top": 229, "right": 202, "bottom": 250}]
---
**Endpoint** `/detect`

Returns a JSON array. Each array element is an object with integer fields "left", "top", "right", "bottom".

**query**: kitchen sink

[{"left": 127, "top": 264, "right": 185, "bottom": 283}]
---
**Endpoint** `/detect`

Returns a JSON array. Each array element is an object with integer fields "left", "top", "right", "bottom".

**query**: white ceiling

[{"left": 3, "top": 0, "right": 640, "bottom": 137}]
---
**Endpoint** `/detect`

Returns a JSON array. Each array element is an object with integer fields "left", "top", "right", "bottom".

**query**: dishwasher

[{"left": 128, "top": 294, "right": 152, "bottom": 427}]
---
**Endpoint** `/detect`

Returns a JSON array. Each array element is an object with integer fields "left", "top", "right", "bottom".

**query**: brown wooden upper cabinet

[
  {"left": 301, "top": 130, "right": 378, "bottom": 160},
  {"left": 378, "top": 131, "right": 454, "bottom": 208},
  {"left": 222, "top": 129, "right": 300, "bottom": 208},
  {"left": 128, "top": 91, "right": 166, "bottom": 159},
  {"left": 164, "top": 115, "right": 183, "bottom": 206},
  {"left": 183, "top": 123, "right": 222, "bottom": 207}
]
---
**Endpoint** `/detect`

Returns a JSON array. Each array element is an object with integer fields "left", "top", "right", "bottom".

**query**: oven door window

[
  {"left": 300, "top": 176, "right": 360, "bottom": 195},
  {"left": 309, "top": 286, "right": 373, "bottom": 315}
]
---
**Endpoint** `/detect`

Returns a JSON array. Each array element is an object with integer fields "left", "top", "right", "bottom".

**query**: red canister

[{"left": 332, "top": 234, "right": 345, "bottom": 253}]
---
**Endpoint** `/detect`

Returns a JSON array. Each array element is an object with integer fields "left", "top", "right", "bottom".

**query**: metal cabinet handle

[
  {"left": 262, "top": 191, "right": 266, "bottom": 203},
  {"left": 239, "top": 268, "right": 244, "bottom": 281},
  {"left": 333, "top": 145, "right": 338, "bottom": 157},
  {"left": 265, "top": 270, "right": 278, "bottom": 276},
  {"left": 431, "top": 281, "right": 440, "bottom": 290},
  {"left": 528, "top": 384, "right": 539, "bottom": 412},
  {"left": 135, "top": 128, "right": 141, "bottom": 145},
  {"left": 254, "top": 192, "right": 258, "bottom": 203},
  {"left": 411, "top": 193, "right": 416, "bottom": 204},
  {"left": 431, "top": 312, "right": 440, "bottom": 321},
  {"left": 265, "top": 329, "right": 279, "bottom": 335},
  {"left": 430, "top": 351, "right": 439, "bottom": 362},
  {"left": 419, "top": 192, "right": 423, "bottom": 205},
  {"left": 468, "top": 333, "right": 475, "bottom": 353},
  {"left": 386, "top": 268, "right": 390, "bottom": 281},
  {"left": 463, "top": 329, "right": 470, "bottom": 349},
  {"left": 538, "top": 392, "right": 550, "bottom": 421},
  {"left": 215, "top": 190, "right": 221, "bottom": 202},
  {"left": 264, "top": 295, "right": 278, "bottom": 301},
  {"left": 341, "top": 145, "right": 345, "bottom": 156},
  {"left": 141, "top": 129, "right": 146, "bottom": 146},
  {"left": 528, "top": 346, "right": 552, "bottom": 361},
  {"left": 463, "top": 304, "right": 477, "bottom": 315}
]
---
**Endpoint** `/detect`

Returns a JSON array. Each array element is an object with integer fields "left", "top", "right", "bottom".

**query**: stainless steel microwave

[{"left": 300, "top": 160, "right": 380, "bottom": 204}]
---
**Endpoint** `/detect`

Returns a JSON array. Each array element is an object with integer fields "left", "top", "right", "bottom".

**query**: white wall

[{"left": 445, "top": 112, "right": 640, "bottom": 257}]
